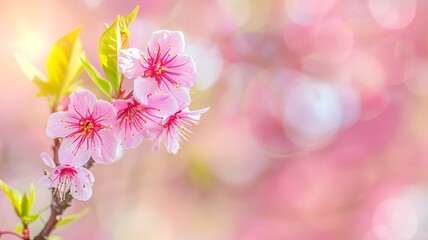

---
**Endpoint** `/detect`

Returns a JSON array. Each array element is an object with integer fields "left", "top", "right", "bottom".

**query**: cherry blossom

[
  {"left": 38, "top": 152, "right": 94, "bottom": 201},
  {"left": 46, "top": 90, "right": 117, "bottom": 165},
  {"left": 118, "top": 30, "right": 197, "bottom": 107},
  {"left": 113, "top": 94, "right": 178, "bottom": 149},
  {"left": 152, "top": 107, "right": 210, "bottom": 154}
]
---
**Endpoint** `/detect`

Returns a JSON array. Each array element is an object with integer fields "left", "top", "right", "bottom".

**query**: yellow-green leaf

[
  {"left": 99, "top": 16, "right": 121, "bottom": 95},
  {"left": 81, "top": 55, "right": 112, "bottom": 99},
  {"left": 98, "top": 6, "right": 140, "bottom": 97},
  {"left": 55, "top": 208, "right": 89, "bottom": 230},
  {"left": 22, "top": 213, "right": 40, "bottom": 224},
  {"left": 46, "top": 27, "right": 83, "bottom": 105},
  {"left": 15, "top": 223, "right": 23, "bottom": 234},
  {"left": 14, "top": 52, "right": 47, "bottom": 83},
  {"left": 0, "top": 180, "right": 23, "bottom": 217},
  {"left": 118, "top": 6, "right": 139, "bottom": 49},
  {"left": 28, "top": 183, "right": 35, "bottom": 213}
]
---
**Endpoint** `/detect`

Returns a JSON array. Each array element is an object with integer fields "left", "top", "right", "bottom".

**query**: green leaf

[
  {"left": 81, "top": 55, "right": 112, "bottom": 99},
  {"left": 21, "top": 194, "right": 29, "bottom": 217},
  {"left": 15, "top": 28, "right": 84, "bottom": 108},
  {"left": 15, "top": 223, "right": 23, "bottom": 234},
  {"left": 14, "top": 52, "right": 47, "bottom": 83},
  {"left": 28, "top": 183, "right": 35, "bottom": 214},
  {"left": 22, "top": 213, "right": 40, "bottom": 224},
  {"left": 0, "top": 180, "right": 23, "bottom": 217},
  {"left": 98, "top": 16, "right": 121, "bottom": 96},
  {"left": 98, "top": 6, "right": 140, "bottom": 97},
  {"left": 55, "top": 208, "right": 89, "bottom": 230},
  {"left": 46, "top": 27, "right": 84, "bottom": 105},
  {"left": 118, "top": 6, "right": 139, "bottom": 49}
]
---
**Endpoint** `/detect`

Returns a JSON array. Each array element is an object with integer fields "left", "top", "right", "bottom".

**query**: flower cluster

[{"left": 40, "top": 30, "right": 209, "bottom": 201}]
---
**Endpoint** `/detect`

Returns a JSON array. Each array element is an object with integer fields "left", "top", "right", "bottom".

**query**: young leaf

[
  {"left": 99, "top": 16, "right": 121, "bottom": 96},
  {"left": 27, "top": 183, "right": 35, "bottom": 214},
  {"left": 22, "top": 213, "right": 40, "bottom": 224},
  {"left": 21, "top": 194, "right": 29, "bottom": 217},
  {"left": 14, "top": 52, "right": 47, "bottom": 83},
  {"left": 0, "top": 180, "right": 23, "bottom": 217},
  {"left": 55, "top": 208, "right": 90, "bottom": 230},
  {"left": 98, "top": 6, "right": 140, "bottom": 97},
  {"left": 118, "top": 6, "right": 139, "bottom": 49},
  {"left": 81, "top": 55, "right": 112, "bottom": 99},
  {"left": 15, "top": 223, "right": 23, "bottom": 234},
  {"left": 46, "top": 27, "right": 83, "bottom": 105}
]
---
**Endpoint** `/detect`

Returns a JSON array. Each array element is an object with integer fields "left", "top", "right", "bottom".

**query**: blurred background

[{"left": 1, "top": 0, "right": 428, "bottom": 239}]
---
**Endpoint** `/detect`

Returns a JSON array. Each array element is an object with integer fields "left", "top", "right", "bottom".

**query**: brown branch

[{"left": 33, "top": 138, "right": 95, "bottom": 240}]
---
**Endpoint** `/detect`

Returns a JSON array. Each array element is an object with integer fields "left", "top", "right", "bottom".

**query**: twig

[{"left": 0, "top": 231, "right": 24, "bottom": 239}]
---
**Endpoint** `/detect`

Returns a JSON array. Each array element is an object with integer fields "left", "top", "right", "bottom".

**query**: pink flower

[
  {"left": 113, "top": 94, "right": 178, "bottom": 149},
  {"left": 152, "top": 107, "right": 210, "bottom": 154},
  {"left": 46, "top": 90, "right": 117, "bottom": 165},
  {"left": 118, "top": 30, "right": 197, "bottom": 107},
  {"left": 39, "top": 152, "right": 94, "bottom": 201}
]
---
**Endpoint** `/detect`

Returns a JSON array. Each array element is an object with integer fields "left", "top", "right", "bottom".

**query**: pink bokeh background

[{"left": 2, "top": 0, "right": 428, "bottom": 239}]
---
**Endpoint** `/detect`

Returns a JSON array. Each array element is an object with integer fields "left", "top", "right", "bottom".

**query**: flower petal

[
  {"left": 165, "top": 55, "right": 197, "bottom": 88},
  {"left": 58, "top": 136, "right": 91, "bottom": 166},
  {"left": 149, "top": 30, "right": 185, "bottom": 58},
  {"left": 92, "top": 100, "right": 116, "bottom": 126},
  {"left": 181, "top": 107, "right": 211, "bottom": 121},
  {"left": 37, "top": 175, "right": 51, "bottom": 187},
  {"left": 167, "top": 86, "right": 191, "bottom": 109},
  {"left": 116, "top": 122, "right": 144, "bottom": 149},
  {"left": 147, "top": 95, "right": 178, "bottom": 117},
  {"left": 68, "top": 90, "right": 97, "bottom": 117},
  {"left": 151, "top": 129, "right": 165, "bottom": 152},
  {"left": 70, "top": 168, "right": 93, "bottom": 201},
  {"left": 91, "top": 130, "right": 117, "bottom": 164},
  {"left": 41, "top": 152, "right": 56, "bottom": 168},
  {"left": 134, "top": 77, "right": 159, "bottom": 105},
  {"left": 118, "top": 48, "right": 145, "bottom": 79},
  {"left": 46, "top": 111, "right": 75, "bottom": 138}
]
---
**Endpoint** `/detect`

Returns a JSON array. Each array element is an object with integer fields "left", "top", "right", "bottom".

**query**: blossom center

[
  {"left": 53, "top": 166, "right": 78, "bottom": 201},
  {"left": 80, "top": 119, "right": 95, "bottom": 138}
]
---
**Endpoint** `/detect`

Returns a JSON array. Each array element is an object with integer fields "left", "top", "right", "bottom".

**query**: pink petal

[
  {"left": 118, "top": 48, "right": 145, "bottom": 79},
  {"left": 149, "top": 30, "right": 185, "bottom": 58},
  {"left": 68, "top": 90, "right": 97, "bottom": 117},
  {"left": 78, "top": 167, "right": 95, "bottom": 184},
  {"left": 91, "top": 130, "right": 117, "bottom": 164},
  {"left": 116, "top": 123, "right": 144, "bottom": 149},
  {"left": 165, "top": 127, "right": 180, "bottom": 154},
  {"left": 166, "top": 55, "right": 197, "bottom": 88},
  {"left": 40, "top": 152, "right": 56, "bottom": 168},
  {"left": 112, "top": 99, "right": 132, "bottom": 112},
  {"left": 151, "top": 129, "right": 165, "bottom": 152},
  {"left": 134, "top": 77, "right": 159, "bottom": 105},
  {"left": 37, "top": 175, "right": 51, "bottom": 187},
  {"left": 46, "top": 111, "right": 74, "bottom": 138},
  {"left": 181, "top": 107, "right": 211, "bottom": 121},
  {"left": 147, "top": 95, "right": 178, "bottom": 117},
  {"left": 167, "top": 86, "right": 191, "bottom": 109},
  {"left": 58, "top": 136, "right": 91, "bottom": 166},
  {"left": 70, "top": 167, "right": 93, "bottom": 201},
  {"left": 92, "top": 100, "right": 116, "bottom": 126}
]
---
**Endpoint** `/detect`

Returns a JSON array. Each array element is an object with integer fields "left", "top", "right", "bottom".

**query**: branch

[{"left": 33, "top": 139, "right": 95, "bottom": 240}]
